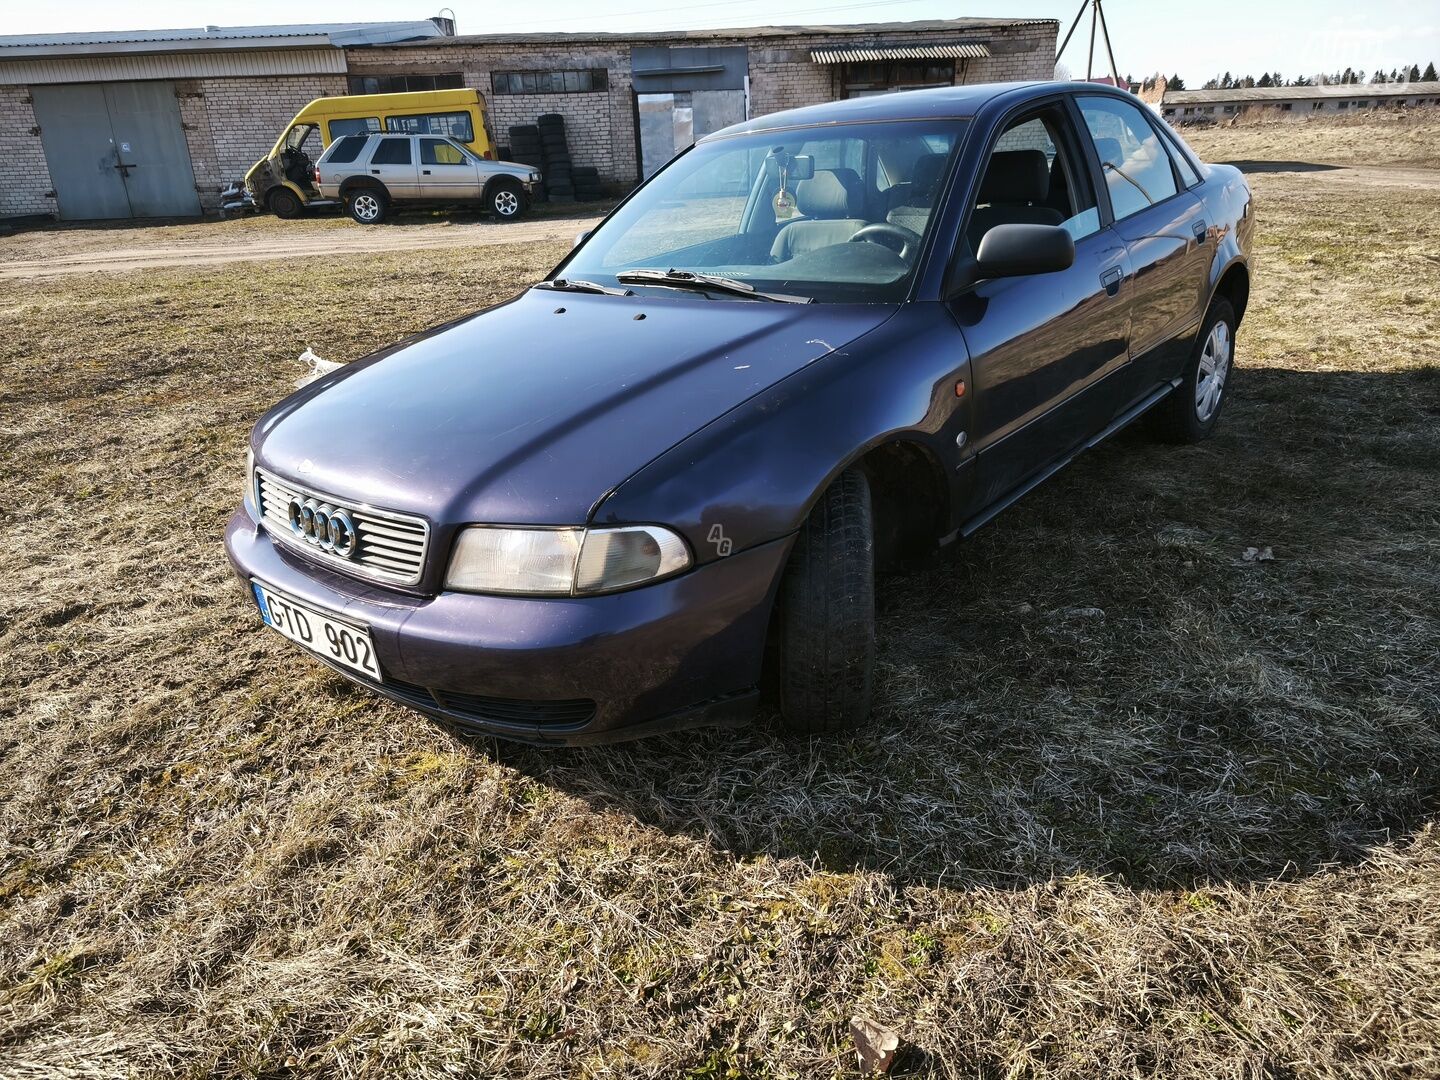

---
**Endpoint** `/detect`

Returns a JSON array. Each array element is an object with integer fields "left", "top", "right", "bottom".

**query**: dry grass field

[{"left": 2, "top": 112, "right": 1439, "bottom": 1079}]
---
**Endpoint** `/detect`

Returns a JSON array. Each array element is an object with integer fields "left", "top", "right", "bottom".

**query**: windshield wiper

[
  {"left": 535, "top": 278, "right": 633, "bottom": 296},
  {"left": 614, "top": 268, "right": 811, "bottom": 304}
]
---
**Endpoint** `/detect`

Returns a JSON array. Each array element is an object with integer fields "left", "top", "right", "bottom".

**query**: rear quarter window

[{"left": 324, "top": 135, "right": 370, "bottom": 165}]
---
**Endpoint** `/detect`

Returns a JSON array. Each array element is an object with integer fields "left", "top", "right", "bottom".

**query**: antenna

[{"left": 1055, "top": 0, "right": 1124, "bottom": 87}]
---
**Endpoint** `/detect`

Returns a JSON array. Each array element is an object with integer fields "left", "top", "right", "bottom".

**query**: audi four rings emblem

[{"left": 286, "top": 496, "right": 357, "bottom": 558}]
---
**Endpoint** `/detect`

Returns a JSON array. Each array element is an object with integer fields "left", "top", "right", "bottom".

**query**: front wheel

[
  {"left": 346, "top": 187, "right": 388, "bottom": 225},
  {"left": 267, "top": 187, "right": 304, "bottom": 220},
  {"left": 487, "top": 179, "right": 526, "bottom": 221},
  {"left": 772, "top": 467, "right": 875, "bottom": 735},
  {"left": 1146, "top": 297, "right": 1236, "bottom": 443}
]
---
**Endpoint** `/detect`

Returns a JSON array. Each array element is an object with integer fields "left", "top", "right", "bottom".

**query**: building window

[
  {"left": 1280, "top": 103, "right": 1293, "bottom": 111},
  {"left": 1339, "top": 101, "right": 1349, "bottom": 109},
  {"left": 493, "top": 69, "right": 609, "bottom": 95},
  {"left": 348, "top": 72, "right": 465, "bottom": 95},
  {"left": 842, "top": 60, "right": 955, "bottom": 97},
  {"left": 1223, "top": 105, "right": 1237, "bottom": 114}
]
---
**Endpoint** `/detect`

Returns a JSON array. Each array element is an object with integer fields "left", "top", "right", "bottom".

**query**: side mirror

[
  {"left": 574, "top": 229, "right": 591, "bottom": 248},
  {"left": 973, "top": 223, "right": 1075, "bottom": 279}
]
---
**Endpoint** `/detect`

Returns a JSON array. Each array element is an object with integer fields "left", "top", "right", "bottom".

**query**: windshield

[{"left": 558, "top": 119, "right": 967, "bottom": 303}]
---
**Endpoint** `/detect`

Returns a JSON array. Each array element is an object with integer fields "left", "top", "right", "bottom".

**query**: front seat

[
  {"left": 770, "top": 168, "right": 868, "bottom": 261},
  {"left": 966, "top": 149, "right": 1064, "bottom": 250},
  {"left": 886, "top": 152, "right": 946, "bottom": 234}
]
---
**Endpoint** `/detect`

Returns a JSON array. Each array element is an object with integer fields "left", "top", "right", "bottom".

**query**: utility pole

[{"left": 1056, "top": 0, "right": 1124, "bottom": 87}]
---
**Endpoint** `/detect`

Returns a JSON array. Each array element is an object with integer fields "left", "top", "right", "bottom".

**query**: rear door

[
  {"left": 1075, "top": 94, "right": 1211, "bottom": 398},
  {"left": 952, "top": 100, "right": 1133, "bottom": 505},
  {"left": 366, "top": 136, "right": 420, "bottom": 199},
  {"left": 419, "top": 138, "right": 481, "bottom": 199}
]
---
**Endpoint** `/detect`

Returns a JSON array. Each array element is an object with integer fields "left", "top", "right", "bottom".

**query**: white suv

[{"left": 316, "top": 132, "right": 542, "bottom": 224}]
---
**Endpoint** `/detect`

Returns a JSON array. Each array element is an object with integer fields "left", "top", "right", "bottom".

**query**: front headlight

[
  {"left": 245, "top": 446, "right": 255, "bottom": 506},
  {"left": 446, "top": 524, "right": 691, "bottom": 596}
]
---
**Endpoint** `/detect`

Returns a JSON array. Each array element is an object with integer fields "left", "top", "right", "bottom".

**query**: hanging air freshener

[{"left": 773, "top": 162, "right": 797, "bottom": 220}]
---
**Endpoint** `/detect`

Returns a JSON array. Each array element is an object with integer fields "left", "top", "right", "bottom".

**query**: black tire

[
  {"left": 508, "top": 124, "right": 538, "bottom": 138},
  {"left": 345, "top": 186, "right": 388, "bottom": 225},
  {"left": 573, "top": 166, "right": 598, "bottom": 179},
  {"left": 772, "top": 468, "right": 875, "bottom": 735},
  {"left": 486, "top": 178, "right": 526, "bottom": 221},
  {"left": 267, "top": 187, "right": 304, "bottom": 219},
  {"left": 1146, "top": 297, "right": 1237, "bottom": 443}
]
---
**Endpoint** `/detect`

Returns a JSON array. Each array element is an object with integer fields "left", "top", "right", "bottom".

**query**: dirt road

[{"left": 0, "top": 211, "right": 605, "bottom": 280}]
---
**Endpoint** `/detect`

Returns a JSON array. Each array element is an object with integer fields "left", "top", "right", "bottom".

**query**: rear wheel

[
  {"left": 346, "top": 187, "right": 388, "bottom": 225},
  {"left": 487, "top": 178, "right": 525, "bottom": 221},
  {"left": 1147, "top": 297, "right": 1236, "bottom": 443},
  {"left": 267, "top": 187, "right": 303, "bottom": 220},
  {"left": 772, "top": 467, "right": 875, "bottom": 735}
]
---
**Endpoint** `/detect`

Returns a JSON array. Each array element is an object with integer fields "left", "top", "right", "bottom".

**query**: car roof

[{"left": 704, "top": 81, "right": 1052, "bottom": 140}]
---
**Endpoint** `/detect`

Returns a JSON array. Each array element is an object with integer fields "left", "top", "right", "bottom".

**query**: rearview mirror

[{"left": 973, "top": 223, "right": 1075, "bottom": 280}]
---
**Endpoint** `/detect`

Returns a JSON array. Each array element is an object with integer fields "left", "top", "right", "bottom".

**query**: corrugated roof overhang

[{"left": 810, "top": 42, "right": 990, "bottom": 64}]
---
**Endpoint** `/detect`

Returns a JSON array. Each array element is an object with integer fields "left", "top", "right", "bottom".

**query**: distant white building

[{"left": 1156, "top": 80, "right": 1440, "bottom": 120}]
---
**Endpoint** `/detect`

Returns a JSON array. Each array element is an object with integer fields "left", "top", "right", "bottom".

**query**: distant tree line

[{"left": 1194, "top": 61, "right": 1437, "bottom": 91}]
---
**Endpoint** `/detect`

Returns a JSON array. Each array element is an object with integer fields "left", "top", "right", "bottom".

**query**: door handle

[
  {"left": 1193, "top": 219, "right": 1208, "bottom": 241},
  {"left": 370, "top": 169, "right": 380, "bottom": 174},
  {"left": 422, "top": 169, "right": 432, "bottom": 175},
  {"left": 1099, "top": 266, "right": 1123, "bottom": 296}
]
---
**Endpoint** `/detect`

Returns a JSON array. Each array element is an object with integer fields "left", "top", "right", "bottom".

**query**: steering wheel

[{"left": 849, "top": 222, "right": 923, "bottom": 262}]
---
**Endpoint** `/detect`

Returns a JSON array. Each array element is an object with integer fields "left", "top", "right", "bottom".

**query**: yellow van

[{"left": 243, "top": 88, "right": 493, "bottom": 218}]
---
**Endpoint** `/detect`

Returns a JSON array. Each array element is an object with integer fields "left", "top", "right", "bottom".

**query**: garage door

[{"left": 32, "top": 82, "right": 202, "bottom": 220}]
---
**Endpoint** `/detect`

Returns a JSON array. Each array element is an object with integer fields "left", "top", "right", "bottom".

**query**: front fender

[{"left": 592, "top": 303, "right": 975, "bottom": 566}]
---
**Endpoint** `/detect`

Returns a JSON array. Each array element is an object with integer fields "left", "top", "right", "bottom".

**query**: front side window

[
  {"left": 329, "top": 117, "right": 381, "bottom": 139},
  {"left": 968, "top": 109, "right": 1100, "bottom": 249},
  {"left": 559, "top": 120, "right": 967, "bottom": 303},
  {"left": 1078, "top": 95, "right": 1179, "bottom": 220},
  {"left": 370, "top": 137, "right": 413, "bottom": 166},
  {"left": 421, "top": 138, "right": 470, "bottom": 166},
  {"left": 385, "top": 111, "right": 475, "bottom": 143}
]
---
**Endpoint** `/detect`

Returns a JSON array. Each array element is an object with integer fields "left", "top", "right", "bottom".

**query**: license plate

[{"left": 251, "top": 580, "right": 382, "bottom": 681}]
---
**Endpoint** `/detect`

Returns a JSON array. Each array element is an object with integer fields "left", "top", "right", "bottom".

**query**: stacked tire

[
  {"left": 537, "top": 113, "right": 574, "bottom": 203},
  {"left": 506, "top": 124, "right": 546, "bottom": 202},
  {"left": 573, "top": 166, "right": 604, "bottom": 201}
]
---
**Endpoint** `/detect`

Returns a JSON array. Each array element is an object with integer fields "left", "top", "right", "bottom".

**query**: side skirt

[{"left": 944, "top": 376, "right": 1183, "bottom": 543}]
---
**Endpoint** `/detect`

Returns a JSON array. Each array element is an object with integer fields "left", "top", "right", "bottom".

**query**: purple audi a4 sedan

[{"left": 226, "top": 81, "right": 1254, "bottom": 744}]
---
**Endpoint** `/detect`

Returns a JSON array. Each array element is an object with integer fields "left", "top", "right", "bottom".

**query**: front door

[
  {"left": 419, "top": 138, "right": 480, "bottom": 200},
  {"left": 952, "top": 104, "right": 1133, "bottom": 505},
  {"left": 32, "top": 81, "right": 201, "bottom": 220}
]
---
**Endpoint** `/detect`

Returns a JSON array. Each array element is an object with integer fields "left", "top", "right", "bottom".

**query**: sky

[{"left": 5, "top": 1, "right": 1438, "bottom": 87}]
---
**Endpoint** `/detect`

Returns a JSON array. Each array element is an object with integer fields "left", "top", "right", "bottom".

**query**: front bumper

[{"left": 224, "top": 505, "right": 792, "bottom": 745}]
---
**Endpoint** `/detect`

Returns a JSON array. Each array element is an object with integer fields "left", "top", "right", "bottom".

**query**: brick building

[{"left": 0, "top": 17, "right": 1057, "bottom": 221}]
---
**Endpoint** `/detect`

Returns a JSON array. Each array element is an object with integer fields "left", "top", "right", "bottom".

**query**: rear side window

[
  {"left": 324, "top": 135, "right": 370, "bottom": 165},
  {"left": 329, "top": 117, "right": 380, "bottom": 139},
  {"left": 385, "top": 111, "right": 475, "bottom": 143},
  {"left": 370, "top": 137, "right": 413, "bottom": 166},
  {"left": 421, "top": 138, "right": 468, "bottom": 165},
  {"left": 1077, "top": 95, "right": 1179, "bottom": 220}
]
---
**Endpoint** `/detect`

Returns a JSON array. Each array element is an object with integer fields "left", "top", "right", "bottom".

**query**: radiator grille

[{"left": 255, "top": 467, "right": 429, "bottom": 586}]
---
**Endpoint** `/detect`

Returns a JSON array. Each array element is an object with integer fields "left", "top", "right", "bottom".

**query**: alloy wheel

[
  {"left": 494, "top": 190, "right": 520, "bottom": 217},
  {"left": 352, "top": 193, "right": 380, "bottom": 222},
  {"left": 1195, "top": 320, "right": 1231, "bottom": 423}
]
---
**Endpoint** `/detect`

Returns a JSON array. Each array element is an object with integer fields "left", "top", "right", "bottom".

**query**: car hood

[{"left": 254, "top": 287, "right": 896, "bottom": 526}]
